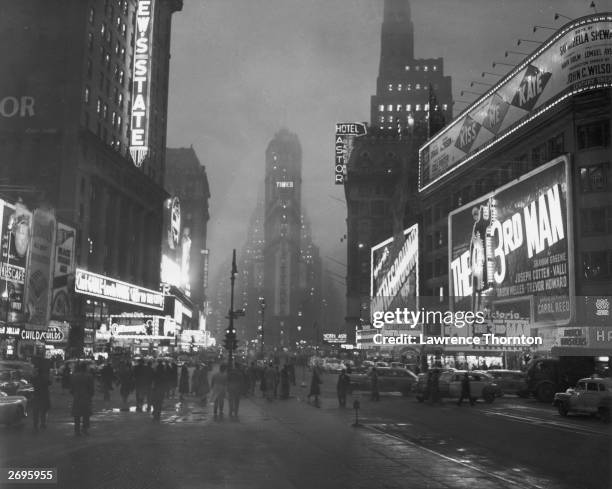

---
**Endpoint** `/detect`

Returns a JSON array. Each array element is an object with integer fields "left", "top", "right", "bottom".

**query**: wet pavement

[{"left": 0, "top": 373, "right": 610, "bottom": 489}]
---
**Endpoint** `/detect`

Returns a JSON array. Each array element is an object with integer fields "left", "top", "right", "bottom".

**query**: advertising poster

[
  {"left": 0, "top": 199, "right": 32, "bottom": 324},
  {"left": 25, "top": 208, "right": 56, "bottom": 330},
  {"left": 50, "top": 222, "right": 76, "bottom": 321},
  {"left": 420, "top": 17, "right": 612, "bottom": 190},
  {"left": 448, "top": 156, "right": 573, "bottom": 336}
]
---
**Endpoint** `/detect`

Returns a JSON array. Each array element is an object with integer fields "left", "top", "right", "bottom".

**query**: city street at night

[{"left": 2, "top": 370, "right": 610, "bottom": 489}]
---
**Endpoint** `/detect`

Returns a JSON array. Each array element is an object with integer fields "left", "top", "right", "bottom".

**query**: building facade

[
  {"left": 0, "top": 0, "right": 182, "bottom": 358},
  {"left": 418, "top": 14, "right": 612, "bottom": 368},
  {"left": 344, "top": 0, "right": 452, "bottom": 345}
]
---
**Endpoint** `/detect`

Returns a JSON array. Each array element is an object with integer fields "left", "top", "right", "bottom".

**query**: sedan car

[
  {"left": 481, "top": 369, "right": 528, "bottom": 397},
  {"left": 349, "top": 367, "right": 418, "bottom": 396},
  {"left": 415, "top": 370, "right": 500, "bottom": 403},
  {"left": 553, "top": 377, "right": 612, "bottom": 422},
  {"left": 0, "top": 391, "right": 28, "bottom": 426}
]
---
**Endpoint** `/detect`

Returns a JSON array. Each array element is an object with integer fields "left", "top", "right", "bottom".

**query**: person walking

[
  {"left": 307, "top": 366, "right": 322, "bottom": 407},
  {"left": 133, "top": 359, "right": 152, "bottom": 412},
  {"left": 117, "top": 361, "right": 134, "bottom": 409},
  {"left": 60, "top": 364, "right": 71, "bottom": 394},
  {"left": 227, "top": 366, "right": 244, "bottom": 418},
  {"left": 264, "top": 363, "right": 277, "bottom": 402},
  {"left": 169, "top": 361, "right": 179, "bottom": 399},
  {"left": 337, "top": 369, "right": 350, "bottom": 408},
  {"left": 247, "top": 362, "right": 258, "bottom": 396},
  {"left": 30, "top": 366, "right": 51, "bottom": 432},
  {"left": 150, "top": 361, "right": 166, "bottom": 421},
  {"left": 144, "top": 360, "right": 154, "bottom": 412},
  {"left": 273, "top": 365, "right": 280, "bottom": 399},
  {"left": 279, "top": 365, "right": 290, "bottom": 400},
  {"left": 178, "top": 363, "right": 190, "bottom": 401},
  {"left": 370, "top": 367, "right": 380, "bottom": 401},
  {"left": 70, "top": 362, "right": 94, "bottom": 436},
  {"left": 210, "top": 364, "right": 228, "bottom": 418},
  {"left": 457, "top": 372, "right": 474, "bottom": 406},
  {"left": 99, "top": 362, "right": 115, "bottom": 402}
]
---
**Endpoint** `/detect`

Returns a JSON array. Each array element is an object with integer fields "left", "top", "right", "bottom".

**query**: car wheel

[
  {"left": 557, "top": 403, "right": 569, "bottom": 417},
  {"left": 483, "top": 393, "right": 494, "bottom": 403},
  {"left": 536, "top": 383, "right": 555, "bottom": 403},
  {"left": 599, "top": 407, "right": 611, "bottom": 424}
]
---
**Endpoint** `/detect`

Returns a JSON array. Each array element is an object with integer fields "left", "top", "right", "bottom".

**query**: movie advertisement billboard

[
  {"left": 50, "top": 222, "right": 76, "bottom": 321},
  {"left": 419, "top": 16, "right": 612, "bottom": 191},
  {"left": 25, "top": 208, "right": 56, "bottom": 331},
  {"left": 0, "top": 200, "right": 32, "bottom": 324},
  {"left": 448, "top": 156, "right": 573, "bottom": 337},
  {"left": 370, "top": 224, "right": 419, "bottom": 330}
]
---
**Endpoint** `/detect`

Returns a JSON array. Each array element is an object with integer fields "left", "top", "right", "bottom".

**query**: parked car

[
  {"left": 553, "top": 377, "right": 612, "bottom": 422},
  {"left": 481, "top": 369, "right": 529, "bottom": 396},
  {"left": 375, "top": 361, "right": 390, "bottom": 368},
  {"left": 0, "top": 391, "right": 28, "bottom": 426},
  {"left": 349, "top": 367, "right": 418, "bottom": 396},
  {"left": 415, "top": 370, "right": 500, "bottom": 403}
]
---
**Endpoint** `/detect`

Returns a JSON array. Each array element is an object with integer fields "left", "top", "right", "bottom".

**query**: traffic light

[{"left": 224, "top": 329, "right": 237, "bottom": 351}]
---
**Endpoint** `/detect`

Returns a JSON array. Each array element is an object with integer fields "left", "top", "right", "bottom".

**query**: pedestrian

[
  {"left": 227, "top": 366, "right": 244, "bottom": 417},
  {"left": 178, "top": 363, "right": 190, "bottom": 401},
  {"left": 60, "top": 364, "right": 71, "bottom": 394},
  {"left": 117, "top": 361, "right": 134, "bottom": 409},
  {"left": 264, "top": 363, "right": 277, "bottom": 401},
  {"left": 30, "top": 365, "right": 51, "bottom": 432},
  {"left": 431, "top": 370, "right": 441, "bottom": 404},
  {"left": 150, "top": 361, "right": 166, "bottom": 421},
  {"left": 199, "top": 363, "right": 210, "bottom": 404},
  {"left": 457, "top": 372, "right": 474, "bottom": 406},
  {"left": 337, "top": 369, "right": 350, "bottom": 408},
  {"left": 279, "top": 365, "right": 290, "bottom": 400},
  {"left": 169, "top": 361, "right": 179, "bottom": 399},
  {"left": 260, "top": 364, "right": 269, "bottom": 399},
  {"left": 144, "top": 360, "right": 154, "bottom": 412},
  {"left": 133, "top": 359, "right": 151, "bottom": 412},
  {"left": 370, "top": 367, "right": 380, "bottom": 401},
  {"left": 287, "top": 362, "right": 296, "bottom": 386},
  {"left": 247, "top": 362, "right": 258, "bottom": 396},
  {"left": 99, "top": 362, "right": 115, "bottom": 402},
  {"left": 308, "top": 366, "right": 322, "bottom": 407},
  {"left": 70, "top": 362, "right": 94, "bottom": 436},
  {"left": 210, "top": 364, "right": 228, "bottom": 418}
]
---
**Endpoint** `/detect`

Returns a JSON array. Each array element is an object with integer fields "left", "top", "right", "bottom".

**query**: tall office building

[
  {"left": 263, "top": 129, "right": 303, "bottom": 348},
  {"left": 344, "top": 0, "right": 452, "bottom": 342},
  {"left": 0, "top": 0, "right": 182, "bottom": 355}
]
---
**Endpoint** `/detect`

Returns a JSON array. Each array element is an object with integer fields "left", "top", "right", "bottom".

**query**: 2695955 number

[{"left": 1, "top": 468, "right": 57, "bottom": 484}]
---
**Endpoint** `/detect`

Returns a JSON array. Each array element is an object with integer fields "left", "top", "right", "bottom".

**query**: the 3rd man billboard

[{"left": 449, "top": 156, "right": 574, "bottom": 333}]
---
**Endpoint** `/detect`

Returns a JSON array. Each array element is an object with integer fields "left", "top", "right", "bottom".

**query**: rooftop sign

[{"left": 419, "top": 14, "right": 612, "bottom": 191}]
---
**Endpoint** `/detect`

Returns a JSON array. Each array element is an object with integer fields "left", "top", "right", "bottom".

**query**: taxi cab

[{"left": 553, "top": 376, "right": 612, "bottom": 422}]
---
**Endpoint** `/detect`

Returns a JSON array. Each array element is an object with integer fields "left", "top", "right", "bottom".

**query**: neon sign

[{"left": 129, "top": 0, "right": 155, "bottom": 167}]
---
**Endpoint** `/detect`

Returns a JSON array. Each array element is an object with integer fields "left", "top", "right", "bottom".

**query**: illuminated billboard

[
  {"left": 419, "top": 14, "right": 612, "bottom": 191},
  {"left": 129, "top": 0, "right": 155, "bottom": 167},
  {"left": 334, "top": 122, "right": 367, "bottom": 184},
  {"left": 370, "top": 224, "right": 419, "bottom": 317},
  {"left": 51, "top": 222, "right": 76, "bottom": 322},
  {"left": 448, "top": 156, "right": 574, "bottom": 335}
]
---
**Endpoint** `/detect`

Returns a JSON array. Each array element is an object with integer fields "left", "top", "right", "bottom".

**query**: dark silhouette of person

[
  {"left": 457, "top": 372, "right": 474, "bottom": 406},
  {"left": 31, "top": 366, "right": 51, "bottom": 432},
  {"left": 337, "top": 369, "right": 350, "bottom": 407},
  {"left": 70, "top": 362, "right": 94, "bottom": 435}
]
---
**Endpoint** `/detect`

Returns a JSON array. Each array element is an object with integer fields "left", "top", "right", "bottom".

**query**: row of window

[
  {"left": 404, "top": 65, "right": 438, "bottom": 72},
  {"left": 378, "top": 103, "right": 449, "bottom": 113},
  {"left": 387, "top": 82, "right": 439, "bottom": 92},
  {"left": 579, "top": 163, "right": 609, "bottom": 192}
]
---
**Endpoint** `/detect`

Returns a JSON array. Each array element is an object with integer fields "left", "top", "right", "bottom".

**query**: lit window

[
  {"left": 433, "top": 65, "right": 438, "bottom": 71},
  {"left": 379, "top": 116, "right": 385, "bottom": 123},
  {"left": 121, "top": 23, "right": 126, "bottom": 38},
  {"left": 111, "top": 111, "right": 116, "bottom": 127},
  {"left": 96, "top": 98, "right": 102, "bottom": 114},
  {"left": 116, "top": 16, "right": 121, "bottom": 27},
  {"left": 387, "top": 104, "right": 393, "bottom": 111},
  {"left": 416, "top": 83, "right": 421, "bottom": 90},
  {"left": 117, "top": 115, "right": 122, "bottom": 128},
  {"left": 119, "top": 70, "right": 124, "bottom": 85},
  {"left": 415, "top": 65, "right": 420, "bottom": 71},
  {"left": 406, "top": 104, "right": 411, "bottom": 111},
  {"left": 88, "top": 32, "right": 94, "bottom": 51},
  {"left": 397, "top": 84, "right": 402, "bottom": 91},
  {"left": 84, "top": 87, "right": 90, "bottom": 104},
  {"left": 388, "top": 116, "right": 394, "bottom": 122},
  {"left": 89, "top": 7, "right": 95, "bottom": 24},
  {"left": 416, "top": 104, "right": 421, "bottom": 111},
  {"left": 118, "top": 93, "right": 123, "bottom": 107},
  {"left": 405, "top": 65, "right": 410, "bottom": 71},
  {"left": 442, "top": 104, "right": 448, "bottom": 111},
  {"left": 425, "top": 104, "right": 429, "bottom": 111},
  {"left": 424, "top": 66, "right": 429, "bottom": 72},
  {"left": 388, "top": 84, "right": 393, "bottom": 91},
  {"left": 103, "top": 103, "right": 108, "bottom": 120},
  {"left": 396, "top": 104, "right": 402, "bottom": 111},
  {"left": 407, "top": 84, "right": 412, "bottom": 91},
  {"left": 378, "top": 104, "right": 384, "bottom": 112},
  {"left": 101, "top": 22, "right": 106, "bottom": 36}
]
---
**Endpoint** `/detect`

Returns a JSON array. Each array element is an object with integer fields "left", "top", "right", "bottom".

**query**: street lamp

[{"left": 258, "top": 296, "right": 266, "bottom": 357}]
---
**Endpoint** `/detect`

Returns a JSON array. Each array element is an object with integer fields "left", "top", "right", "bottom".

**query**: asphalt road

[{"left": 0, "top": 368, "right": 609, "bottom": 489}]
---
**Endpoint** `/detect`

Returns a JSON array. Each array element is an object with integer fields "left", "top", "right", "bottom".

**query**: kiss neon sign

[{"left": 129, "top": 0, "right": 154, "bottom": 167}]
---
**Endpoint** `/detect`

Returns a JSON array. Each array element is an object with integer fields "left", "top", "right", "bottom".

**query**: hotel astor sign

[
  {"left": 129, "top": 0, "right": 155, "bottom": 167},
  {"left": 74, "top": 268, "right": 164, "bottom": 311}
]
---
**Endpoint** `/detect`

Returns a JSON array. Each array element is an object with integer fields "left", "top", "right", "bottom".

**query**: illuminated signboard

[
  {"left": 370, "top": 224, "right": 419, "bottom": 315},
  {"left": 129, "top": 0, "right": 155, "bottom": 167},
  {"left": 419, "top": 15, "right": 612, "bottom": 191},
  {"left": 448, "top": 156, "right": 574, "bottom": 334},
  {"left": 276, "top": 181, "right": 294, "bottom": 188},
  {"left": 51, "top": 222, "right": 76, "bottom": 322},
  {"left": 323, "top": 333, "right": 347, "bottom": 344},
  {"left": 74, "top": 268, "right": 164, "bottom": 311},
  {"left": 334, "top": 122, "right": 367, "bottom": 184}
]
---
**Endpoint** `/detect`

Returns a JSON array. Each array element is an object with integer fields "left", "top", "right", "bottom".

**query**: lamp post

[{"left": 258, "top": 296, "right": 266, "bottom": 358}]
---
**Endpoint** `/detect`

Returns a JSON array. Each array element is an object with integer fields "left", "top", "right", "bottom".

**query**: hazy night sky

[{"left": 166, "top": 0, "right": 606, "bottom": 282}]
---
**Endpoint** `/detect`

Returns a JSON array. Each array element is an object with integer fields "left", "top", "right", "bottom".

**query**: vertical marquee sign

[
  {"left": 129, "top": 0, "right": 155, "bottom": 167},
  {"left": 334, "top": 122, "right": 367, "bottom": 184}
]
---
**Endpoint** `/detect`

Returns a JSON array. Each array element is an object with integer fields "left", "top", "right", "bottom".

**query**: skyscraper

[{"left": 263, "top": 129, "right": 302, "bottom": 348}]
